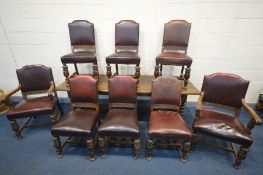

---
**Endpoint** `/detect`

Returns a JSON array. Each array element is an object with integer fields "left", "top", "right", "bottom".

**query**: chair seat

[
  {"left": 193, "top": 109, "right": 253, "bottom": 146},
  {"left": 7, "top": 96, "right": 55, "bottom": 120},
  {"left": 156, "top": 52, "right": 192, "bottom": 66},
  {"left": 98, "top": 109, "right": 139, "bottom": 137},
  {"left": 51, "top": 109, "right": 98, "bottom": 137},
  {"left": 61, "top": 51, "right": 97, "bottom": 64},
  {"left": 148, "top": 111, "right": 192, "bottom": 139},
  {"left": 106, "top": 51, "right": 140, "bottom": 64}
]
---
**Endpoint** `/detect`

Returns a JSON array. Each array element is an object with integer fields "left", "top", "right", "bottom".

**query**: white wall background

[{"left": 0, "top": 0, "right": 263, "bottom": 102}]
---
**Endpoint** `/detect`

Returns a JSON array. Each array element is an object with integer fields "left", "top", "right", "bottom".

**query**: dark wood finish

[{"left": 0, "top": 89, "right": 9, "bottom": 115}]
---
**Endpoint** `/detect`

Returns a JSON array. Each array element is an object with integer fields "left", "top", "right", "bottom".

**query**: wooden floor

[{"left": 56, "top": 75, "right": 200, "bottom": 96}]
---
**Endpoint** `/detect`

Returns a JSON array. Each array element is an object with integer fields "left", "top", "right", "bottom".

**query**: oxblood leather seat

[
  {"left": 192, "top": 73, "right": 262, "bottom": 168},
  {"left": 98, "top": 76, "right": 140, "bottom": 159},
  {"left": 5, "top": 65, "right": 63, "bottom": 139},
  {"left": 154, "top": 20, "right": 192, "bottom": 89},
  {"left": 106, "top": 20, "right": 141, "bottom": 79},
  {"left": 61, "top": 20, "right": 99, "bottom": 86},
  {"left": 51, "top": 75, "right": 99, "bottom": 161},
  {"left": 146, "top": 76, "right": 192, "bottom": 162}
]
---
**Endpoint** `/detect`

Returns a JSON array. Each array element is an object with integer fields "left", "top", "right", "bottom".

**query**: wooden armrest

[
  {"left": 196, "top": 92, "right": 204, "bottom": 116},
  {"left": 47, "top": 82, "right": 55, "bottom": 97},
  {"left": 4, "top": 85, "right": 21, "bottom": 104},
  {"left": 242, "top": 100, "right": 262, "bottom": 125}
]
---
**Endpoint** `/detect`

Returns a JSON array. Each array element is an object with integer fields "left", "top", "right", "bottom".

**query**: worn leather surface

[
  {"left": 156, "top": 52, "right": 192, "bottom": 66},
  {"left": 51, "top": 109, "right": 98, "bottom": 137},
  {"left": 7, "top": 96, "right": 55, "bottom": 119},
  {"left": 69, "top": 75, "right": 98, "bottom": 104},
  {"left": 108, "top": 76, "right": 137, "bottom": 105},
  {"left": 106, "top": 51, "right": 140, "bottom": 64},
  {"left": 193, "top": 108, "right": 253, "bottom": 146},
  {"left": 202, "top": 73, "right": 250, "bottom": 109},
  {"left": 68, "top": 20, "right": 95, "bottom": 45},
  {"left": 148, "top": 111, "right": 192, "bottom": 139},
  {"left": 151, "top": 76, "right": 182, "bottom": 109},
  {"left": 115, "top": 20, "right": 139, "bottom": 46},
  {"left": 163, "top": 20, "right": 191, "bottom": 47},
  {"left": 61, "top": 51, "right": 97, "bottom": 64},
  {"left": 98, "top": 109, "right": 139, "bottom": 137},
  {"left": 16, "top": 65, "right": 53, "bottom": 93}
]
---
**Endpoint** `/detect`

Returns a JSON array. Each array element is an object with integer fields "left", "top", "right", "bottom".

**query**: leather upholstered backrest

[{"left": 115, "top": 20, "right": 139, "bottom": 46}]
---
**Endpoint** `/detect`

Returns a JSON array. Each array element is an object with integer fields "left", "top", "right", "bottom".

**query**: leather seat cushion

[
  {"left": 156, "top": 52, "right": 192, "bottom": 66},
  {"left": 98, "top": 109, "right": 139, "bottom": 137},
  {"left": 61, "top": 51, "right": 97, "bottom": 64},
  {"left": 7, "top": 96, "right": 55, "bottom": 120},
  {"left": 148, "top": 111, "right": 192, "bottom": 139},
  {"left": 106, "top": 51, "right": 140, "bottom": 64},
  {"left": 51, "top": 109, "right": 98, "bottom": 137},
  {"left": 193, "top": 109, "right": 253, "bottom": 146}
]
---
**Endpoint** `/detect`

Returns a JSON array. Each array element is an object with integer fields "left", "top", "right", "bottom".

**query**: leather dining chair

[
  {"left": 192, "top": 73, "right": 262, "bottom": 168},
  {"left": 51, "top": 75, "right": 100, "bottom": 160},
  {"left": 146, "top": 76, "right": 192, "bottom": 162},
  {"left": 5, "top": 65, "right": 63, "bottom": 139},
  {"left": 61, "top": 20, "right": 99, "bottom": 86},
  {"left": 106, "top": 20, "right": 140, "bottom": 79},
  {"left": 98, "top": 76, "right": 140, "bottom": 159},
  {"left": 155, "top": 20, "right": 192, "bottom": 89}
]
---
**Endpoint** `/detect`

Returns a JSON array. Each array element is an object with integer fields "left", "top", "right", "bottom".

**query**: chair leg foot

[
  {"left": 87, "top": 138, "right": 96, "bottom": 161},
  {"left": 9, "top": 119, "right": 22, "bottom": 140},
  {"left": 98, "top": 137, "right": 106, "bottom": 158},
  {"left": 134, "top": 138, "right": 140, "bottom": 160},
  {"left": 181, "top": 141, "right": 190, "bottom": 163},
  {"left": 135, "top": 65, "right": 140, "bottom": 79},
  {"left": 106, "top": 64, "right": 112, "bottom": 78},
  {"left": 62, "top": 64, "right": 69, "bottom": 86},
  {"left": 145, "top": 138, "right": 153, "bottom": 160},
  {"left": 183, "top": 66, "right": 191, "bottom": 88},
  {"left": 234, "top": 145, "right": 249, "bottom": 169},
  {"left": 53, "top": 136, "right": 63, "bottom": 158}
]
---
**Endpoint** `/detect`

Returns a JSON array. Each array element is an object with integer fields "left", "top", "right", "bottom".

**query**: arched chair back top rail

[
  {"left": 106, "top": 20, "right": 141, "bottom": 79},
  {"left": 155, "top": 20, "right": 192, "bottom": 89},
  {"left": 51, "top": 75, "right": 100, "bottom": 161},
  {"left": 5, "top": 65, "right": 63, "bottom": 140},
  {"left": 146, "top": 76, "right": 193, "bottom": 162},
  {"left": 61, "top": 20, "right": 98, "bottom": 86},
  {"left": 98, "top": 76, "right": 140, "bottom": 159},
  {"left": 192, "top": 73, "right": 262, "bottom": 168}
]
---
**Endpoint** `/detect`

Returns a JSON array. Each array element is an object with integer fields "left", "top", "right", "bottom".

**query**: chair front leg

[
  {"left": 145, "top": 138, "right": 154, "bottom": 160},
  {"left": 9, "top": 119, "right": 22, "bottom": 140},
  {"left": 134, "top": 138, "right": 140, "bottom": 159},
  {"left": 92, "top": 63, "right": 99, "bottom": 78},
  {"left": 87, "top": 138, "right": 96, "bottom": 161},
  {"left": 183, "top": 66, "right": 191, "bottom": 88},
  {"left": 106, "top": 64, "right": 112, "bottom": 78},
  {"left": 234, "top": 145, "right": 250, "bottom": 169},
  {"left": 181, "top": 140, "right": 191, "bottom": 162},
  {"left": 135, "top": 64, "right": 140, "bottom": 79},
  {"left": 62, "top": 64, "right": 69, "bottom": 86},
  {"left": 154, "top": 64, "right": 160, "bottom": 78},
  {"left": 98, "top": 137, "right": 106, "bottom": 157},
  {"left": 50, "top": 113, "right": 58, "bottom": 125},
  {"left": 53, "top": 136, "right": 63, "bottom": 158}
]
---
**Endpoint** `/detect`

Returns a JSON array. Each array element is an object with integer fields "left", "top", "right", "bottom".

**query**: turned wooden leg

[
  {"left": 146, "top": 138, "right": 154, "bottom": 160},
  {"left": 98, "top": 137, "right": 106, "bottom": 157},
  {"left": 184, "top": 66, "right": 191, "bottom": 88},
  {"left": 181, "top": 141, "right": 191, "bottom": 162},
  {"left": 234, "top": 145, "right": 249, "bottom": 169},
  {"left": 93, "top": 63, "right": 99, "bottom": 78},
  {"left": 9, "top": 119, "right": 22, "bottom": 140},
  {"left": 87, "top": 138, "right": 96, "bottom": 161},
  {"left": 50, "top": 113, "right": 57, "bottom": 126},
  {"left": 53, "top": 136, "right": 63, "bottom": 158},
  {"left": 180, "top": 95, "right": 188, "bottom": 113},
  {"left": 106, "top": 64, "right": 112, "bottom": 78},
  {"left": 154, "top": 64, "right": 160, "bottom": 78},
  {"left": 135, "top": 64, "right": 140, "bottom": 79},
  {"left": 56, "top": 99, "right": 64, "bottom": 115},
  {"left": 62, "top": 64, "right": 69, "bottom": 86},
  {"left": 134, "top": 138, "right": 140, "bottom": 160}
]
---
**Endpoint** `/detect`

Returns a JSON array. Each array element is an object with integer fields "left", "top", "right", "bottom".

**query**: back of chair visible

[
  {"left": 69, "top": 75, "right": 98, "bottom": 104},
  {"left": 16, "top": 65, "right": 54, "bottom": 93},
  {"left": 151, "top": 76, "right": 182, "bottom": 111},
  {"left": 163, "top": 20, "right": 191, "bottom": 52},
  {"left": 201, "top": 73, "right": 250, "bottom": 109},
  {"left": 108, "top": 76, "right": 137, "bottom": 108}
]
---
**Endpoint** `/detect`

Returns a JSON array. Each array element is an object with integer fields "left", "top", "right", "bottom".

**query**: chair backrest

[
  {"left": 108, "top": 76, "right": 137, "bottom": 108},
  {"left": 162, "top": 20, "right": 191, "bottom": 52},
  {"left": 16, "top": 65, "right": 54, "bottom": 93},
  {"left": 115, "top": 20, "right": 139, "bottom": 52},
  {"left": 201, "top": 73, "right": 249, "bottom": 109},
  {"left": 68, "top": 20, "right": 95, "bottom": 52},
  {"left": 151, "top": 76, "right": 182, "bottom": 111},
  {"left": 69, "top": 75, "right": 98, "bottom": 104}
]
